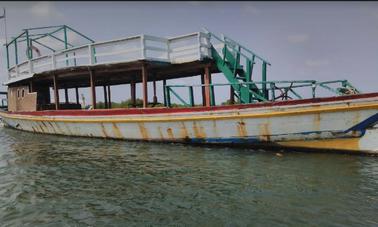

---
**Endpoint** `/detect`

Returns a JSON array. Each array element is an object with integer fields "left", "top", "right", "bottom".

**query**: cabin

[{"left": 3, "top": 25, "right": 357, "bottom": 112}]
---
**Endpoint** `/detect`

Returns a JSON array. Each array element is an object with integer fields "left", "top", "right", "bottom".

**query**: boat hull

[{"left": 1, "top": 94, "right": 378, "bottom": 154}]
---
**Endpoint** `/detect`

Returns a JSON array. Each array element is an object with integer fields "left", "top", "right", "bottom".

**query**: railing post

[
  {"left": 262, "top": 61, "right": 268, "bottom": 99},
  {"left": 189, "top": 86, "right": 194, "bottom": 107},
  {"left": 51, "top": 54, "right": 56, "bottom": 70},
  {"left": 270, "top": 82, "right": 275, "bottom": 101},
  {"left": 210, "top": 84, "right": 215, "bottom": 106},
  {"left": 88, "top": 44, "right": 95, "bottom": 65},
  {"left": 15, "top": 64, "right": 19, "bottom": 78},
  {"left": 28, "top": 60, "right": 33, "bottom": 74},
  {"left": 165, "top": 86, "right": 171, "bottom": 107},
  {"left": 197, "top": 32, "right": 202, "bottom": 60},
  {"left": 311, "top": 82, "right": 316, "bottom": 98},
  {"left": 140, "top": 35, "right": 146, "bottom": 59}
]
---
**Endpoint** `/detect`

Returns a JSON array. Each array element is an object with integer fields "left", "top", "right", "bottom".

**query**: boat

[{"left": 0, "top": 25, "right": 377, "bottom": 154}]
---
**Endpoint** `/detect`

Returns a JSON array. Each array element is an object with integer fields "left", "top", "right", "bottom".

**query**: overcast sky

[{"left": 0, "top": 1, "right": 378, "bottom": 104}]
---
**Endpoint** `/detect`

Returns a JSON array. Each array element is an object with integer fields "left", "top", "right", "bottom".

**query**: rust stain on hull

[
  {"left": 179, "top": 122, "right": 189, "bottom": 139},
  {"left": 100, "top": 123, "right": 109, "bottom": 138},
  {"left": 166, "top": 128, "right": 174, "bottom": 139},
  {"left": 192, "top": 121, "right": 206, "bottom": 138},
  {"left": 112, "top": 123, "right": 123, "bottom": 138},
  {"left": 138, "top": 122, "right": 149, "bottom": 140},
  {"left": 236, "top": 119, "right": 248, "bottom": 137},
  {"left": 157, "top": 126, "right": 164, "bottom": 139},
  {"left": 259, "top": 122, "right": 271, "bottom": 142}
]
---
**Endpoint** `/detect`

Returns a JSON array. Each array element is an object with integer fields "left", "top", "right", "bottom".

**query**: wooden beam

[
  {"left": 64, "top": 88, "right": 69, "bottom": 103},
  {"left": 53, "top": 74, "right": 59, "bottom": 110},
  {"left": 89, "top": 70, "right": 96, "bottom": 109},
  {"left": 204, "top": 66, "right": 211, "bottom": 107},
  {"left": 130, "top": 81, "right": 136, "bottom": 107},
  {"left": 103, "top": 85, "right": 108, "bottom": 109},
  {"left": 75, "top": 87, "right": 79, "bottom": 104},
  {"left": 142, "top": 65, "right": 148, "bottom": 108},
  {"left": 107, "top": 85, "right": 111, "bottom": 109},
  {"left": 153, "top": 79, "right": 157, "bottom": 104}
]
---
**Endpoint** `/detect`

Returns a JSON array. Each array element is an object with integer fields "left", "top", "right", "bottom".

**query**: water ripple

[{"left": 0, "top": 127, "right": 377, "bottom": 226}]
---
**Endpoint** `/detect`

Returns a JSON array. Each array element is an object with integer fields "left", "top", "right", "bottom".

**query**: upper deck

[{"left": 5, "top": 30, "right": 214, "bottom": 86}]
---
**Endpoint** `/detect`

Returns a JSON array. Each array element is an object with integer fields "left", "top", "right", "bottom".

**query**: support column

[
  {"left": 103, "top": 85, "right": 108, "bottom": 109},
  {"left": 230, "top": 86, "right": 235, "bottom": 104},
  {"left": 75, "top": 87, "right": 79, "bottom": 104},
  {"left": 29, "top": 80, "right": 33, "bottom": 93},
  {"left": 142, "top": 65, "right": 148, "bottom": 108},
  {"left": 53, "top": 74, "right": 59, "bottom": 110},
  {"left": 64, "top": 88, "right": 69, "bottom": 104},
  {"left": 163, "top": 79, "right": 167, "bottom": 106},
  {"left": 89, "top": 70, "right": 96, "bottom": 109},
  {"left": 107, "top": 86, "right": 111, "bottom": 109},
  {"left": 153, "top": 79, "right": 157, "bottom": 104},
  {"left": 200, "top": 74, "right": 206, "bottom": 106},
  {"left": 204, "top": 66, "right": 211, "bottom": 107},
  {"left": 130, "top": 81, "right": 136, "bottom": 107}
]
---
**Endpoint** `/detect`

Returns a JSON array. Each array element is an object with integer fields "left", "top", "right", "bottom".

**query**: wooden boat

[{"left": 1, "top": 25, "right": 377, "bottom": 154}]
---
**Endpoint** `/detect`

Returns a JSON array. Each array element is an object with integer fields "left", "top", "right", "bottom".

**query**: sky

[{"left": 0, "top": 1, "right": 378, "bottom": 105}]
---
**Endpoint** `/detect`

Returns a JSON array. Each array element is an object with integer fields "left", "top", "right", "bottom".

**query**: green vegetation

[{"left": 95, "top": 98, "right": 185, "bottom": 109}]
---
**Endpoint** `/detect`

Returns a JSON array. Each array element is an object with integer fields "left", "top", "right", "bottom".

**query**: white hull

[{"left": 1, "top": 95, "right": 378, "bottom": 154}]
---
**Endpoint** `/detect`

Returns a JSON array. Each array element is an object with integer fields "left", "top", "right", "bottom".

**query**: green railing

[
  {"left": 164, "top": 80, "right": 359, "bottom": 107},
  {"left": 202, "top": 28, "right": 271, "bottom": 102}
]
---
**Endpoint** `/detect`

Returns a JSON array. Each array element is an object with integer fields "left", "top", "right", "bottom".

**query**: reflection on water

[{"left": 0, "top": 127, "right": 377, "bottom": 226}]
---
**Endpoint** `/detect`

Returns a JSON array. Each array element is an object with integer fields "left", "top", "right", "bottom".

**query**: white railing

[{"left": 6, "top": 32, "right": 211, "bottom": 84}]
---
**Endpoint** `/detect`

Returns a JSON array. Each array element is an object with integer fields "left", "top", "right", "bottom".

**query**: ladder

[{"left": 204, "top": 29, "right": 271, "bottom": 103}]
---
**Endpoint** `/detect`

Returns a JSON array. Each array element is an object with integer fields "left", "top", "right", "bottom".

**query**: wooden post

[
  {"left": 75, "top": 87, "right": 79, "bottom": 104},
  {"left": 163, "top": 79, "right": 167, "bottom": 106},
  {"left": 130, "top": 81, "right": 136, "bottom": 107},
  {"left": 142, "top": 65, "right": 148, "bottom": 108},
  {"left": 200, "top": 74, "right": 206, "bottom": 106},
  {"left": 153, "top": 79, "right": 157, "bottom": 104},
  {"left": 107, "top": 85, "right": 111, "bottom": 109},
  {"left": 204, "top": 66, "right": 211, "bottom": 107},
  {"left": 230, "top": 86, "right": 235, "bottom": 104},
  {"left": 64, "top": 88, "right": 69, "bottom": 104},
  {"left": 53, "top": 74, "right": 59, "bottom": 110},
  {"left": 103, "top": 85, "right": 108, "bottom": 109},
  {"left": 89, "top": 70, "right": 96, "bottom": 109},
  {"left": 29, "top": 80, "right": 33, "bottom": 93}
]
